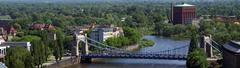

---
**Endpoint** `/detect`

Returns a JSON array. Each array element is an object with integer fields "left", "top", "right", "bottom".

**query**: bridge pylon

[
  {"left": 200, "top": 34, "right": 213, "bottom": 58},
  {"left": 81, "top": 34, "right": 89, "bottom": 55},
  {"left": 73, "top": 33, "right": 80, "bottom": 57},
  {"left": 80, "top": 34, "right": 91, "bottom": 63},
  {"left": 73, "top": 33, "right": 91, "bottom": 63}
]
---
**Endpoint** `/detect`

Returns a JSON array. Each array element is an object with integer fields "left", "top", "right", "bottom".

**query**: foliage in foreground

[
  {"left": 187, "top": 33, "right": 208, "bottom": 68},
  {"left": 187, "top": 48, "right": 208, "bottom": 68},
  {"left": 5, "top": 46, "right": 34, "bottom": 68}
]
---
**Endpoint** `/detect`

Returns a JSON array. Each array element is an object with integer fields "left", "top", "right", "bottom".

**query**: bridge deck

[{"left": 81, "top": 53, "right": 187, "bottom": 60}]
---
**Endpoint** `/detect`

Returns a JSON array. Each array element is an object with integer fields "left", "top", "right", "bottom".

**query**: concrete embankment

[
  {"left": 123, "top": 44, "right": 140, "bottom": 51},
  {"left": 45, "top": 57, "right": 80, "bottom": 68}
]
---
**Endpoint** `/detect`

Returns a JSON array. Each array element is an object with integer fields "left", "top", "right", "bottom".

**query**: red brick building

[
  {"left": 0, "top": 22, "right": 17, "bottom": 41},
  {"left": 30, "top": 23, "right": 55, "bottom": 30},
  {"left": 173, "top": 3, "right": 196, "bottom": 24}
]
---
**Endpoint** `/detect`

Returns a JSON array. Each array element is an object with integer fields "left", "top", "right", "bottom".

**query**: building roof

[
  {"left": 92, "top": 28, "right": 112, "bottom": 32},
  {"left": 0, "top": 15, "right": 12, "bottom": 20},
  {"left": 0, "top": 21, "right": 17, "bottom": 35},
  {"left": 235, "top": 41, "right": 240, "bottom": 45},
  {"left": 30, "top": 23, "right": 55, "bottom": 30},
  {"left": 223, "top": 41, "right": 240, "bottom": 53},
  {"left": 0, "top": 42, "right": 31, "bottom": 47},
  {"left": 100, "top": 28, "right": 114, "bottom": 32},
  {"left": 174, "top": 3, "right": 195, "bottom": 7},
  {"left": 67, "top": 25, "right": 91, "bottom": 31}
]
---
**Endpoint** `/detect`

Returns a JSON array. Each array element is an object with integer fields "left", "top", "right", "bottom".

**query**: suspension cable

[
  {"left": 87, "top": 42, "right": 124, "bottom": 53},
  {"left": 81, "top": 37, "right": 188, "bottom": 55},
  {"left": 143, "top": 45, "right": 188, "bottom": 54},
  {"left": 85, "top": 37, "right": 130, "bottom": 52},
  {"left": 205, "top": 40, "right": 222, "bottom": 54}
]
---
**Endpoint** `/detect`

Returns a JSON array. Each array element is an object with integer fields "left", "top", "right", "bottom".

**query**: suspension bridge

[
  {"left": 73, "top": 34, "right": 223, "bottom": 62},
  {"left": 74, "top": 34, "right": 189, "bottom": 62}
]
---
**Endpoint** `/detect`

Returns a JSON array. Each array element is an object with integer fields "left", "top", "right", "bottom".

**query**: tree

[
  {"left": 189, "top": 36, "right": 199, "bottom": 52},
  {"left": 64, "top": 35, "right": 74, "bottom": 51},
  {"left": 53, "top": 40, "right": 61, "bottom": 62},
  {"left": 187, "top": 48, "right": 209, "bottom": 68},
  {"left": 31, "top": 40, "right": 46, "bottom": 68},
  {"left": 52, "top": 29, "right": 64, "bottom": 62},
  {"left": 189, "top": 29, "right": 199, "bottom": 52},
  {"left": 10, "top": 35, "right": 47, "bottom": 68},
  {"left": 123, "top": 27, "right": 142, "bottom": 44},
  {"left": 5, "top": 46, "right": 33, "bottom": 68},
  {"left": 14, "top": 35, "right": 41, "bottom": 42},
  {"left": 39, "top": 30, "right": 52, "bottom": 61}
]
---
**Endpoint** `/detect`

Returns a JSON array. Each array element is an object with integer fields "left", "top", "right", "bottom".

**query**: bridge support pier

[
  {"left": 73, "top": 33, "right": 80, "bottom": 57},
  {"left": 200, "top": 34, "right": 213, "bottom": 58}
]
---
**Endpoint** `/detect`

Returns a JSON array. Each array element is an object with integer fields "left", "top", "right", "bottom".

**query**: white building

[
  {"left": 0, "top": 42, "right": 31, "bottom": 58},
  {"left": 0, "top": 46, "right": 7, "bottom": 58},
  {"left": 0, "top": 37, "right": 5, "bottom": 45},
  {"left": 90, "top": 25, "right": 123, "bottom": 44}
]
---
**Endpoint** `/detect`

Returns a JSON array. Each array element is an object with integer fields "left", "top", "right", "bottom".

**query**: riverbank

[
  {"left": 123, "top": 44, "right": 140, "bottom": 51},
  {"left": 45, "top": 56, "right": 80, "bottom": 68},
  {"left": 151, "top": 34, "right": 190, "bottom": 40}
]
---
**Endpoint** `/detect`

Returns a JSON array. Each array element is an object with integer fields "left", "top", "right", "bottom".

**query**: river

[{"left": 67, "top": 35, "right": 190, "bottom": 68}]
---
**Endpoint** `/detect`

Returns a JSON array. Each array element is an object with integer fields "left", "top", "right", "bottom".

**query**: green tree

[
  {"left": 64, "top": 35, "right": 74, "bottom": 51},
  {"left": 31, "top": 40, "right": 46, "bottom": 68},
  {"left": 14, "top": 35, "right": 41, "bottom": 42},
  {"left": 187, "top": 48, "right": 209, "bottom": 68},
  {"left": 189, "top": 36, "right": 199, "bottom": 52},
  {"left": 188, "top": 27, "right": 199, "bottom": 52},
  {"left": 5, "top": 46, "right": 33, "bottom": 68},
  {"left": 123, "top": 27, "right": 142, "bottom": 44},
  {"left": 52, "top": 40, "right": 61, "bottom": 62},
  {"left": 39, "top": 30, "right": 52, "bottom": 61},
  {"left": 52, "top": 29, "right": 64, "bottom": 62}
]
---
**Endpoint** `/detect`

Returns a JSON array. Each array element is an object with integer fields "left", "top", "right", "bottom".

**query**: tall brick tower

[{"left": 173, "top": 3, "right": 196, "bottom": 24}]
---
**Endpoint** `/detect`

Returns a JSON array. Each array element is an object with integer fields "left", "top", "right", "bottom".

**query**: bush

[
  {"left": 140, "top": 39, "right": 155, "bottom": 47},
  {"left": 187, "top": 48, "right": 208, "bottom": 68}
]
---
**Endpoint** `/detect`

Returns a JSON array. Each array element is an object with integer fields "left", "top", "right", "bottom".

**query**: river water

[{"left": 67, "top": 35, "right": 190, "bottom": 68}]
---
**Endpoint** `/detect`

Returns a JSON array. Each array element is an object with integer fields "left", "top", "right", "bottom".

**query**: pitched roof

[
  {"left": 224, "top": 41, "right": 240, "bottom": 53},
  {"left": 0, "top": 21, "right": 17, "bottom": 34},
  {"left": 1, "top": 42, "right": 31, "bottom": 47},
  {"left": 175, "top": 3, "right": 195, "bottom": 7},
  {"left": 31, "top": 23, "right": 55, "bottom": 30}
]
